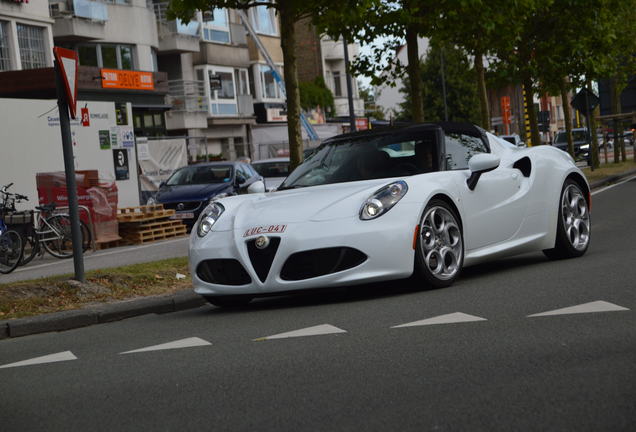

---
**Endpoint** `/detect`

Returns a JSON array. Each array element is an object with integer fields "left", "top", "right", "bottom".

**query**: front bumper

[{"left": 189, "top": 204, "right": 420, "bottom": 296}]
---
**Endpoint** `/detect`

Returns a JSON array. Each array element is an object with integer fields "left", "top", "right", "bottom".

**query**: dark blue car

[{"left": 148, "top": 161, "right": 264, "bottom": 228}]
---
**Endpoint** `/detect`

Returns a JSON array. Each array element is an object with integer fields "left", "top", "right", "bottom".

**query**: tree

[
  {"left": 358, "top": 83, "right": 385, "bottom": 120},
  {"left": 397, "top": 39, "right": 480, "bottom": 123},
  {"left": 169, "top": 0, "right": 370, "bottom": 170},
  {"left": 299, "top": 76, "right": 335, "bottom": 115}
]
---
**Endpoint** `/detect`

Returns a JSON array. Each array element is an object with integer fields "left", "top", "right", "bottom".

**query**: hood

[
  {"left": 231, "top": 182, "right": 382, "bottom": 228},
  {"left": 156, "top": 183, "right": 232, "bottom": 203},
  {"left": 222, "top": 179, "right": 395, "bottom": 230}
]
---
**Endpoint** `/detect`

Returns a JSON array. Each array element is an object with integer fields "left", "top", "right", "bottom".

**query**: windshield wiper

[{"left": 276, "top": 185, "right": 305, "bottom": 191}]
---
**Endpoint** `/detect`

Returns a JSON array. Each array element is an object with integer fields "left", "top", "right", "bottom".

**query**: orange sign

[{"left": 101, "top": 69, "right": 154, "bottom": 90}]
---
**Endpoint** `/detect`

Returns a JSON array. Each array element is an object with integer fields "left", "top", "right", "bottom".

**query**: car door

[{"left": 446, "top": 133, "right": 527, "bottom": 251}]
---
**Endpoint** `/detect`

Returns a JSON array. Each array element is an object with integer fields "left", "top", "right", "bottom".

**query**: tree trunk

[
  {"left": 611, "top": 77, "right": 621, "bottom": 164},
  {"left": 405, "top": 25, "right": 424, "bottom": 122},
  {"left": 523, "top": 75, "right": 541, "bottom": 147},
  {"left": 474, "top": 49, "right": 490, "bottom": 130},
  {"left": 279, "top": 5, "right": 303, "bottom": 170},
  {"left": 559, "top": 79, "right": 574, "bottom": 157},
  {"left": 586, "top": 81, "right": 599, "bottom": 169}
]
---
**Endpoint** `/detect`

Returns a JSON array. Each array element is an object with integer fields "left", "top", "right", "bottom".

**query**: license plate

[
  {"left": 170, "top": 212, "right": 195, "bottom": 220},
  {"left": 243, "top": 224, "right": 287, "bottom": 237}
]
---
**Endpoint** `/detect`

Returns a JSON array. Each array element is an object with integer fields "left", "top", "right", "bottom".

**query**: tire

[
  {"left": 80, "top": 220, "right": 92, "bottom": 252},
  {"left": 413, "top": 199, "right": 464, "bottom": 288},
  {"left": 41, "top": 215, "right": 75, "bottom": 258},
  {"left": 203, "top": 295, "right": 253, "bottom": 308},
  {"left": 543, "top": 179, "right": 591, "bottom": 260},
  {"left": 19, "top": 230, "right": 39, "bottom": 266},
  {"left": 0, "top": 230, "right": 23, "bottom": 274}
]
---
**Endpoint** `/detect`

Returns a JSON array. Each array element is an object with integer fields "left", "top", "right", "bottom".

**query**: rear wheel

[
  {"left": 543, "top": 179, "right": 590, "bottom": 260},
  {"left": 414, "top": 199, "right": 464, "bottom": 288},
  {"left": 19, "top": 230, "right": 39, "bottom": 266},
  {"left": 203, "top": 295, "right": 253, "bottom": 308},
  {"left": 0, "top": 230, "right": 23, "bottom": 274}
]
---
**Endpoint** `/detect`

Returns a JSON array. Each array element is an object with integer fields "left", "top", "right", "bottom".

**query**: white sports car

[{"left": 189, "top": 123, "right": 591, "bottom": 307}]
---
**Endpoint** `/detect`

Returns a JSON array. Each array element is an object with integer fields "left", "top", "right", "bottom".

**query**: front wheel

[
  {"left": 0, "top": 230, "right": 24, "bottom": 274},
  {"left": 543, "top": 179, "right": 591, "bottom": 260},
  {"left": 413, "top": 199, "right": 464, "bottom": 288}
]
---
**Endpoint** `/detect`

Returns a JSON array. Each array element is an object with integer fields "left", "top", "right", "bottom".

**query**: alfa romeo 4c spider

[{"left": 189, "top": 123, "right": 590, "bottom": 307}]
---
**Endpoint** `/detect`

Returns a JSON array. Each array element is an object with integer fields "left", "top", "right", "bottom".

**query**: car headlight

[
  {"left": 197, "top": 202, "right": 225, "bottom": 237},
  {"left": 360, "top": 180, "right": 408, "bottom": 220}
]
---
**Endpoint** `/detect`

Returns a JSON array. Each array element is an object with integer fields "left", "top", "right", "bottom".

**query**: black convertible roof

[{"left": 325, "top": 122, "right": 486, "bottom": 142}]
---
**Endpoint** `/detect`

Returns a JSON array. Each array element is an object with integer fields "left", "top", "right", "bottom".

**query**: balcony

[
  {"left": 153, "top": 2, "right": 200, "bottom": 53},
  {"left": 50, "top": 0, "right": 107, "bottom": 41},
  {"left": 165, "top": 80, "right": 209, "bottom": 130}
]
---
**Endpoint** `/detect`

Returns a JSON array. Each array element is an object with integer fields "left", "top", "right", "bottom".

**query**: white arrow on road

[
  {"left": 392, "top": 312, "right": 487, "bottom": 328},
  {"left": 0, "top": 351, "right": 77, "bottom": 369},
  {"left": 254, "top": 324, "right": 347, "bottom": 341},
  {"left": 120, "top": 337, "right": 211, "bottom": 354},
  {"left": 528, "top": 300, "right": 629, "bottom": 317}
]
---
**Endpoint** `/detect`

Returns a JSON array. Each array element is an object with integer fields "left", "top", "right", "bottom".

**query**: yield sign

[{"left": 53, "top": 47, "right": 79, "bottom": 119}]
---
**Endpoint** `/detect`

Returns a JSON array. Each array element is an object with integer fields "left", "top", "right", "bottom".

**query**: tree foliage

[
  {"left": 397, "top": 39, "right": 480, "bottom": 123},
  {"left": 299, "top": 77, "right": 335, "bottom": 114}
]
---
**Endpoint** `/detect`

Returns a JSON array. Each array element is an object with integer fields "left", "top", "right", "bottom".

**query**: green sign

[{"left": 99, "top": 130, "right": 111, "bottom": 149}]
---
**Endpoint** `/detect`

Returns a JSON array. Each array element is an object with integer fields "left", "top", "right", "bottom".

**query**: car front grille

[
  {"left": 246, "top": 237, "right": 281, "bottom": 283},
  {"left": 280, "top": 247, "right": 367, "bottom": 281},
  {"left": 196, "top": 259, "right": 251, "bottom": 285},
  {"left": 162, "top": 201, "right": 201, "bottom": 211}
]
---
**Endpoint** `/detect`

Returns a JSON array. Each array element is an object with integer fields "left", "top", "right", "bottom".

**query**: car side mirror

[
  {"left": 159, "top": 181, "right": 166, "bottom": 188},
  {"left": 466, "top": 153, "right": 500, "bottom": 191},
  {"left": 247, "top": 180, "right": 265, "bottom": 194}
]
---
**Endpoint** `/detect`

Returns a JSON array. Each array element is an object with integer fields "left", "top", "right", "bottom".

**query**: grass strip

[
  {"left": 582, "top": 160, "right": 636, "bottom": 184},
  {"left": 0, "top": 257, "right": 190, "bottom": 320}
]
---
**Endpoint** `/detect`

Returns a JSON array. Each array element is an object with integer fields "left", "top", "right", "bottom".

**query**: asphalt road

[{"left": 1, "top": 178, "right": 635, "bottom": 431}]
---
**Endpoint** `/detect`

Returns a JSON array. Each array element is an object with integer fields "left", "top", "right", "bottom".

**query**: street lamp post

[{"left": 342, "top": 35, "right": 356, "bottom": 133}]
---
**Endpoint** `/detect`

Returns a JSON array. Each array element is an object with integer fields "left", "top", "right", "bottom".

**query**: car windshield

[
  {"left": 166, "top": 165, "right": 233, "bottom": 186},
  {"left": 278, "top": 133, "right": 438, "bottom": 190},
  {"left": 252, "top": 161, "right": 291, "bottom": 177},
  {"left": 555, "top": 130, "right": 589, "bottom": 143}
]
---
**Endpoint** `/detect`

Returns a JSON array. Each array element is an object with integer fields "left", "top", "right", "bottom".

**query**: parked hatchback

[{"left": 148, "top": 161, "right": 264, "bottom": 228}]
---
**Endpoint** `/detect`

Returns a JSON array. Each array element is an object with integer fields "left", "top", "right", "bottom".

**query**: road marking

[
  {"left": 528, "top": 300, "right": 630, "bottom": 317},
  {"left": 120, "top": 337, "right": 211, "bottom": 354},
  {"left": 392, "top": 312, "right": 487, "bottom": 328},
  {"left": 254, "top": 324, "right": 347, "bottom": 341},
  {"left": 592, "top": 174, "right": 636, "bottom": 196},
  {"left": 0, "top": 351, "right": 77, "bottom": 369}
]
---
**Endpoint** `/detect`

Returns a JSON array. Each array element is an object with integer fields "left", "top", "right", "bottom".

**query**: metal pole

[
  {"left": 55, "top": 60, "right": 85, "bottom": 283},
  {"left": 440, "top": 47, "right": 448, "bottom": 122},
  {"left": 342, "top": 35, "right": 356, "bottom": 133}
]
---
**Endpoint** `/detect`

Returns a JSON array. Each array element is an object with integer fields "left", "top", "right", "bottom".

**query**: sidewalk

[{"left": 2, "top": 168, "right": 636, "bottom": 340}]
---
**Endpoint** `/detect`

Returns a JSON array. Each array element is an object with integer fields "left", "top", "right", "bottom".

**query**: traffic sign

[{"left": 53, "top": 47, "right": 79, "bottom": 119}]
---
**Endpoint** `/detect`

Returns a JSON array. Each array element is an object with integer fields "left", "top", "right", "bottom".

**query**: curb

[
  {"left": 0, "top": 290, "right": 206, "bottom": 340},
  {"left": 590, "top": 168, "right": 636, "bottom": 190}
]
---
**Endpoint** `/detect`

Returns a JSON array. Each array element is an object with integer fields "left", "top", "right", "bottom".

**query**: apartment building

[
  {"left": 153, "top": 2, "right": 287, "bottom": 160},
  {"left": 294, "top": 18, "right": 364, "bottom": 119},
  {"left": 0, "top": 0, "right": 55, "bottom": 71}
]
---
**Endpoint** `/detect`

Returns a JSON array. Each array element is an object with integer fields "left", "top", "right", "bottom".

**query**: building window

[
  {"left": 0, "top": 21, "right": 10, "bottom": 71},
  {"left": 234, "top": 68, "right": 250, "bottom": 95},
  {"left": 259, "top": 64, "right": 281, "bottom": 99},
  {"left": 201, "top": 9, "right": 230, "bottom": 44},
  {"left": 16, "top": 24, "right": 47, "bottom": 70},
  {"left": 252, "top": 4, "right": 277, "bottom": 35},
  {"left": 77, "top": 43, "right": 135, "bottom": 70},
  {"left": 199, "top": 65, "right": 238, "bottom": 116},
  {"left": 333, "top": 71, "right": 342, "bottom": 97}
]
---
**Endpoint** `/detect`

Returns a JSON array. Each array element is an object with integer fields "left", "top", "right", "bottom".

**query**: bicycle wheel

[
  {"left": 0, "top": 230, "right": 24, "bottom": 274},
  {"left": 41, "top": 215, "right": 75, "bottom": 258},
  {"left": 81, "top": 220, "right": 92, "bottom": 252},
  {"left": 19, "top": 228, "right": 39, "bottom": 266}
]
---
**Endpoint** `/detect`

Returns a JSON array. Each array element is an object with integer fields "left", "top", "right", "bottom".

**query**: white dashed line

[
  {"left": 0, "top": 351, "right": 77, "bottom": 369},
  {"left": 528, "top": 300, "right": 629, "bottom": 317},
  {"left": 392, "top": 312, "right": 488, "bottom": 328}
]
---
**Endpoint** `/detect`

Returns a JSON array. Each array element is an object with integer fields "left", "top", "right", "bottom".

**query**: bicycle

[
  {"left": 0, "top": 184, "right": 91, "bottom": 265},
  {"left": 0, "top": 184, "right": 24, "bottom": 274}
]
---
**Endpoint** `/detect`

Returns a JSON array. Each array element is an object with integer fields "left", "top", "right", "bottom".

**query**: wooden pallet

[
  {"left": 117, "top": 204, "right": 176, "bottom": 223},
  {"left": 119, "top": 219, "right": 186, "bottom": 233},
  {"left": 94, "top": 238, "right": 124, "bottom": 250},
  {"left": 121, "top": 225, "right": 188, "bottom": 244}
]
